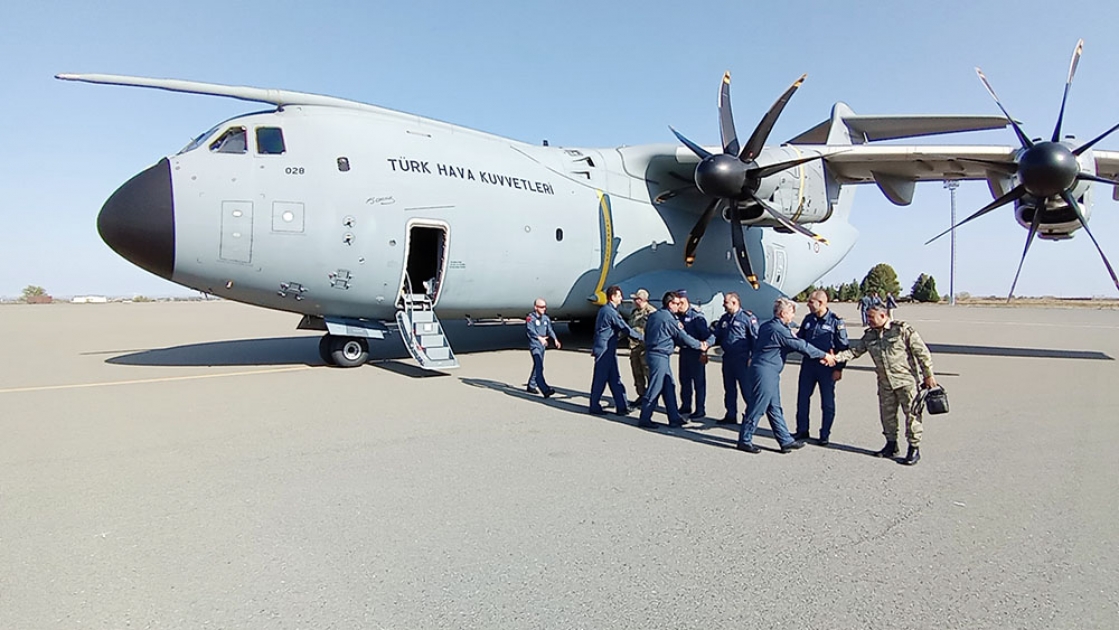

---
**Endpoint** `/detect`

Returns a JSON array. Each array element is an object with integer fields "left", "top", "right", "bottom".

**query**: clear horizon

[{"left": 4, "top": 1, "right": 1119, "bottom": 299}]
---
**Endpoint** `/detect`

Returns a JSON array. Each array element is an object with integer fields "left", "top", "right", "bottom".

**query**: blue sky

[{"left": 4, "top": 1, "right": 1119, "bottom": 298}]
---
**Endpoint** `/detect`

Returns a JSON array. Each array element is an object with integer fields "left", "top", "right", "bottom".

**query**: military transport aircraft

[{"left": 57, "top": 40, "right": 1119, "bottom": 371}]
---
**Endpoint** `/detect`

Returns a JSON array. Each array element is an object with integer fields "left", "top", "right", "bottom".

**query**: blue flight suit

[
  {"left": 678, "top": 307, "right": 715, "bottom": 415},
  {"left": 711, "top": 309, "right": 759, "bottom": 420},
  {"left": 794, "top": 310, "right": 849, "bottom": 441},
  {"left": 739, "top": 318, "right": 827, "bottom": 448},
  {"left": 640, "top": 309, "right": 703, "bottom": 426},
  {"left": 589, "top": 303, "right": 642, "bottom": 414},
  {"left": 526, "top": 310, "right": 559, "bottom": 394}
]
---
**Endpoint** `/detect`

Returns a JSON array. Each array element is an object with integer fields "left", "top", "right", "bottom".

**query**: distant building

[{"left": 71, "top": 296, "right": 108, "bottom": 304}]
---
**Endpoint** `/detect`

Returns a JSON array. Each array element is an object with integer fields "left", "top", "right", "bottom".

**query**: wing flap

[{"left": 788, "top": 112, "right": 1010, "bottom": 145}]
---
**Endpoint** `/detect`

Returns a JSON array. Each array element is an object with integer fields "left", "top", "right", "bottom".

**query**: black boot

[
  {"left": 875, "top": 440, "right": 898, "bottom": 458},
  {"left": 903, "top": 445, "right": 920, "bottom": 466}
]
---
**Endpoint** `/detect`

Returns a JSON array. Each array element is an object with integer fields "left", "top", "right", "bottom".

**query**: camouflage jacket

[
  {"left": 834, "top": 320, "right": 934, "bottom": 389},
  {"left": 627, "top": 302, "right": 657, "bottom": 348}
]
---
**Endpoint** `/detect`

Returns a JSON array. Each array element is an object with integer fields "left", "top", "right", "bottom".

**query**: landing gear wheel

[
  {"left": 318, "top": 335, "right": 335, "bottom": 365},
  {"left": 330, "top": 336, "right": 369, "bottom": 368}
]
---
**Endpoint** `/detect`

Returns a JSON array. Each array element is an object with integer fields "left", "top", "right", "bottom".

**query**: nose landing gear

[{"left": 318, "top": 334, "right": 369, "bottom": 368}]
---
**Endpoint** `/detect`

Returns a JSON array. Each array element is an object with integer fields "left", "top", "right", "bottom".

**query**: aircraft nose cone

[{"left": 98, "top": 158, "right": 175, "bottom": 280}]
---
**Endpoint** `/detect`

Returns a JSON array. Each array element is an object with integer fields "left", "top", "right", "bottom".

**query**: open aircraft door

[{"left": 395, "top": 220, "right": 459, "bottom": 370}]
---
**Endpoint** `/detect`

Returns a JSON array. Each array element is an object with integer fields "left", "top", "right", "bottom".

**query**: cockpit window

[
  {"left": 209, "top": 127, "right": 247, "bottom": 154},
  {"left": 256, "top": 127, "right": 286, "bottom": 155}
]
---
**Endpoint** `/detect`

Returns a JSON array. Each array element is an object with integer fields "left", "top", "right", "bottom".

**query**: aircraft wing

[
  {"left": 816, "top": 144, "right": 1017, "bottom": 183},
  {"left": 1094, "top": 149, "right": 1119, "bottom": 183}
]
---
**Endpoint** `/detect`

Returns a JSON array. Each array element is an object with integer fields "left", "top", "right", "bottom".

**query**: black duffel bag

[{"left": 912, "top": 385, "right": 949, "bottom": 417}]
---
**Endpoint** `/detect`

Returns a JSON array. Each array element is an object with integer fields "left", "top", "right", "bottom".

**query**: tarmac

[{"left": 1, "top": 300, "right": 1117, "bottom": 629}]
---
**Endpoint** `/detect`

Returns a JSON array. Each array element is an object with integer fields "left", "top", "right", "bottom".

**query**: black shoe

[
  {"left": 875, "top": 440, "right": 899, "bottom": 458},
  {"left": 736, "top": 442, "right": 760, "bottom": 454},
  {"left": 589, "top": 408, "right": 607, "bottom": 416},
  {"left": 630, "top": 397, "right": 645, "bottom": 407},
  {"left": 637, "top": 422, "right": 660, "bottom": 430},
  {"left": 779, "top": 440, "right": 806, "bottom": 454},
  {"left": 542, "top": 389, "right": 556, "bottom": 399},
  {"left": 817, "top": 437, "right": 830, "bottom": 447},
  {"left": 792, "top": 431, "right": 809, "bottom": 441},
  {"left": 614, "top": 407, "right": 632, "bottom": 416},
  {"left": 688, "top": 410, "right": 706, "bottom": 420},
  {"left": 716, "top": 416, "right": 737, "bottom": 425},
  {"left": 903, "top": 445, "right": 921, "bottom": 465},
  {"left": 527, "top": 387, "right": 540, "bottom": 394},
  {"left": 668, "top": 418, "right": 691, "bottom": 428}
]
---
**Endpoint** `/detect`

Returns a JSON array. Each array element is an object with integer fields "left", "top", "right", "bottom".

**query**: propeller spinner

[
  {"left": 926, "top": 40, "right": 1119, "bottom": 299},
  {"left": 670, "top": 73, "right": 827, "bottom": 289}
]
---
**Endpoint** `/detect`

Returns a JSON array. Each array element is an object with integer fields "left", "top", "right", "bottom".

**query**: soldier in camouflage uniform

[
  {"left": 627, "top": 289, "right": 657, "bottom": 406},
  {"left": 834, "top": 304, "right": 937, "bottom": 465}
]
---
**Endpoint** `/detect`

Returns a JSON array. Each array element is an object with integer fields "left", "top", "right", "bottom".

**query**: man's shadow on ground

[{"left": 460, "top": 377, "right": 880, "bottom": 456}]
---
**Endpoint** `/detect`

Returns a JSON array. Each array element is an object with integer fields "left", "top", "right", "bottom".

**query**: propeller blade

[
  {"left": 754, "top": 198, "right": 829, "bottom": 244},
  {"left": 1072, "top": 121, "right": 1119, "bottom": 156},
  {"left": 718, "top": 72, "right": 740, "bottom": 156},
  {"left": 1052, "top": 39, "right": 1084, "bottom": 142},
  {"left": 670, "top": 127, "right": 713, "bottom": 160},
  {"left": 1061, "top": 190, "right": 1119, "bottom": 291},
  {"left": 1076, "top": 172, "right": 1119, "bottom": 187},
  {"left": 925, "top": 184, "right": 1027, "bottom": 245},
  {"left": 739, "top": 74, "right": 807, "bottom": 162},
  {"left": 751, "top": 153, "right": 826, "bottom": 180},
  {"left": 728, "top": 204, "right": 759, "bottom": 289},
  {"left": 684, "top": 199, "right": 723, "bottom": 266},
  {"left": 976, "top": 68, "right": 1033, "bottom": 149},
  {"left": 1007, "top": 204, "right": 1043, "bottom": 301}
]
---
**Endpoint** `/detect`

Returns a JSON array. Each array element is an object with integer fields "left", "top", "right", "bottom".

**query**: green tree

[
  {"left": 839, "top": 279, "right": 860, "bottom": 302},
  {"left": 21, "top": 285, "right": 46, "bottom": 302},
  {"left": 794, "top": 284, "right": 817, "bottom": 302},
  {"left": 860, "top": 264, "right": 902, "bottom": 299},
  {"left": 911, "top": 274, "right": 941, "bottom": 303}
]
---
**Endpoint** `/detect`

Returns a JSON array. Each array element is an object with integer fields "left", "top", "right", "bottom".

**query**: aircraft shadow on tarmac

[
  {"left": 104, "top": 320, "right": 532, "bottom": 368},
  {"left": 460, "top": 377, "right": 881, "bottom": 456}
]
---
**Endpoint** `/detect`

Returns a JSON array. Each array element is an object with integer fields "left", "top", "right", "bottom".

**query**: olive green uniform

[
  {"left": 627, "top": 302, "right": 657, "bottom": 397},
  {"left": 834, "top": 320, "right": 934, "bottom": 447}
]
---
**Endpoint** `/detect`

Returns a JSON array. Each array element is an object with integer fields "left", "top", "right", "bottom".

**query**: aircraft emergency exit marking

[{"left": 386, "top": 157, "right": 554, "bottom": 195}]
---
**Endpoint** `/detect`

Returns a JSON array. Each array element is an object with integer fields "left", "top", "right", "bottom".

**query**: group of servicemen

[{"left": 526, "top": 285, "right": 937, "bottom": 465}]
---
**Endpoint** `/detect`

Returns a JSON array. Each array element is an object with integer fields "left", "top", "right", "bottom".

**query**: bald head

[{"left": 807, "top": 290, "right": 828, "bottom": 316}]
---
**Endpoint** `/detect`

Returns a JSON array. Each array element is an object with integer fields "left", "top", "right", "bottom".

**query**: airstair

[{"left": 395, "top": 277, "right": 459, "bottom": 370}]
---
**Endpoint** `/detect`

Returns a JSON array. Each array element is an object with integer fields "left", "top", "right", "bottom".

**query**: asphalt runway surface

[{"left": 2, "top": 301, "right": 1117, "bottom": 629}]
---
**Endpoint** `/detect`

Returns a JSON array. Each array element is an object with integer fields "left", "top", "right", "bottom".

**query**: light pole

[{"left": 943, "top": 180, "right": 959, "bottom": 305}]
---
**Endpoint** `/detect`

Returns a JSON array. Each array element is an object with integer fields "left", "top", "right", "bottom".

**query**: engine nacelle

[
  {"left": 1014, "top": 185, "right": 1091, "bottom": 241},
  {"left": 733, "top": 147, "right": 829, "bottom": 229}
]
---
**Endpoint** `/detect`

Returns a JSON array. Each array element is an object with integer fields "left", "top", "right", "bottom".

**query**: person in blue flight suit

[
  {"left": 676, "top": 291, "right": 715, "bottom": 419},
  {"left": 638, "top": 291, "right": 708, "bottom": 429},
  {"left": 858, "top": 293, "right": 873, "bottom": 326},
  {"left": 710, "top": 292, "right": 759, "bottom": 425},
  {"left": 526, "top": 298, "right": 561, "bottom": 398},
  {"left": 738, "top": 297, "right": 836, "bottom": 454},
  {"left": 793, "top": 290, "right": 849, "bottom": 445},
  {"left": 589, "top": 285, "right": 642, "bottom": 415}
]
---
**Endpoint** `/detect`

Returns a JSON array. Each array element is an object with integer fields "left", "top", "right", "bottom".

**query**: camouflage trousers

[
  {"left": 630, "top": 345, "right": 649, "bottom": 397},
  {"left": 877, "top": 380, "right": 922, "bottom": 447}
]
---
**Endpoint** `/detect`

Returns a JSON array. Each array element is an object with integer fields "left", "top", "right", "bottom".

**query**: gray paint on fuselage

[{"left": 166, "top": 105, "right": 857, "bottom": 322}]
